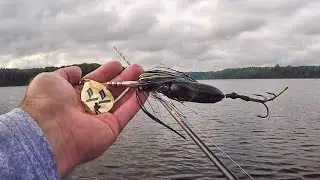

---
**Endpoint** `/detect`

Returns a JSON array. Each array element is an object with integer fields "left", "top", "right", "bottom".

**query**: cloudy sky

[{"left": 0, "top": 0, "right": 319, "bottom": 71}]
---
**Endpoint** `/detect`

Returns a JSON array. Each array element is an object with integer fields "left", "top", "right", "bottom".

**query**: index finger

[
  {"left": 111, "top": 64, "right": 147, "bottom": 128},
  {"left": 113, "top": 90, "right": 148, "bottom": 130},
  {"left": 83, "top": 61, "right": 123, "bottom": 82}
]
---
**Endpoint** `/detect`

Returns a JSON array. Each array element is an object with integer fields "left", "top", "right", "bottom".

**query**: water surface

[{"left": 1, "top": 79, "right": 319, "bottom": 180}]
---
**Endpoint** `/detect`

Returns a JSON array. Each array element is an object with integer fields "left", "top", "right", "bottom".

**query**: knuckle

[
  {"left": 35, "top": 72, "right": 53, "bottom": 80},
  {"left": 30, "top": 72, "right": 56, "bottom": 85}
]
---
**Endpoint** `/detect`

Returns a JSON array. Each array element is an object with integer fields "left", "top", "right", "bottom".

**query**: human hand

[{"left": 20, "top": 61, "right": 146, "bottom": 177}]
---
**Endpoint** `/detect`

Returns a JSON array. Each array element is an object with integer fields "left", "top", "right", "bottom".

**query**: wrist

[{"left": 20, "top": 101, "right": 78, "bottom": 176}]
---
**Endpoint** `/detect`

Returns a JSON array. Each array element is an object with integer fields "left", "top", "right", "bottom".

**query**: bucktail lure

[{"left": 80, "top": 66, "right": 288, "bottom": 137}]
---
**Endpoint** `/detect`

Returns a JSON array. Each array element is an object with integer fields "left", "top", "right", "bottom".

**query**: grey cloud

[
  {"left": 221, "top": 0, "right": 311, "bottom": 17},
  {"left": 0, "top": 0, "right": 158, "bottom": 58},
  {"left": 214, "top": 17, "right": 266, "bottom": 39},
  {"left": 0, "top": 0, "right": 320, "bottom": 71},
  {"left": 292, "top": 9, "right": 320, "bottom": 35}
]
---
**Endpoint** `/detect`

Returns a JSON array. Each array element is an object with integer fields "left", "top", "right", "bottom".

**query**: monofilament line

[{"left": 184, "top": 118, "right": 255, "bottom": 180}]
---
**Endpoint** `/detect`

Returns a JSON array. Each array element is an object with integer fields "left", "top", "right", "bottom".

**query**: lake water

[{"left": 1, "top": 79, "right": 320, "bottom": 180}]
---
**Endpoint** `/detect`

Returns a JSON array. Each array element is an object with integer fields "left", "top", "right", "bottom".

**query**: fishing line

[
  {"left": 153, "top": 95, "right": 186, "bottom": 128},
  {"left": 154, "top": 97, "right": 164, "bottom": 119},
  {"left": 175, "top": 101, "right": 211, "bottom": 127},
  {"left": 146, "top": 94, "right": 161, "bottom": 120},
  {"left": 184, "top": 117, "right": 255, "bottom": 180},
  {"left": 169, "top": 100, "right": 203, "bottom": 126},
  {"left": 137, "top": 92, "right": 186, "bottom": 139}
]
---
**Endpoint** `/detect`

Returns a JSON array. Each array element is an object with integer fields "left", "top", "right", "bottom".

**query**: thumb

[{"left": 55, "top": 66, "right": 82, "bottom": 85}]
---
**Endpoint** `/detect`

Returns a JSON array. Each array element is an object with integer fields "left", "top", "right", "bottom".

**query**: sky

[{"left": 0, "top": 0, "right": 320, "bottom": 71}]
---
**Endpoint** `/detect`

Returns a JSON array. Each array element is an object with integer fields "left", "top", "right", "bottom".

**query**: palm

[
  {"left": 21, "top": 61, "right": 145, "bottom": 176},
  {"left": 53, "top": 77, "right": 118, "bottom": 163}
]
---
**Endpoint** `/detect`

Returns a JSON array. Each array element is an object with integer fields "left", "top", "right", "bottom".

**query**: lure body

[{"left": 139, "top": 79, "right": 224, "bottom": 103}]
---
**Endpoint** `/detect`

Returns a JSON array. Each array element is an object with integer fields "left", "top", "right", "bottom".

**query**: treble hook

[{"left": 224, "top": 87, "right": 288, "bottom": 118}]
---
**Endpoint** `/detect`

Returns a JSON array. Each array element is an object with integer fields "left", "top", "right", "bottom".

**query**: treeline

[
  {"left": 1, "top": 64, "right": 320, "bottom": 87},
  {"left": 0, "top": 63, "right": 100, "bottom": 87},
  {"left": 188, "top": 64, "right": 320, "bottom": 79}
]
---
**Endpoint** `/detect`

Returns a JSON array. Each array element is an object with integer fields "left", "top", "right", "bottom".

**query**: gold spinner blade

[{"left": 80, "top": 79, "right": 114, "bottom": 115}]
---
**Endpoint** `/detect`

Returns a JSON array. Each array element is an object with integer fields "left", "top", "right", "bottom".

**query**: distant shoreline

[
  {"left": 0, "top": 77, "right": 318, "bottom": 88},
  {"left": 1, "top": 63, "right": 320, "bottom": 87}
]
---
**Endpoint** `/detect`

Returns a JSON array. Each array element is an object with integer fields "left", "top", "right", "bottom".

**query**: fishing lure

[{"left": 80, "top": 64, "right": 288, "bottom": 138}]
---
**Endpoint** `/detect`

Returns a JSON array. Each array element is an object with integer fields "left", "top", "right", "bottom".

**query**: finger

[
  {"left": 109, "top": 88, "right": 134, "bottom": 112},
  {"left": 55, "top": 66, "right": 82, "bottom": 85},
  {"left": 83, "top": 61, "right": 123, "bottom": 82},
  {"left": 112, "top": 90, "right": 148, "bottom": 130},
  {"left": 110, "top": 87, "right": 149, "bottom": 113},
  {"left": 111, "top": 64, "right": 143, "bottom": 82},
  {"left": 108, "top": 64, "right": 143, "bottom": 98}
]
